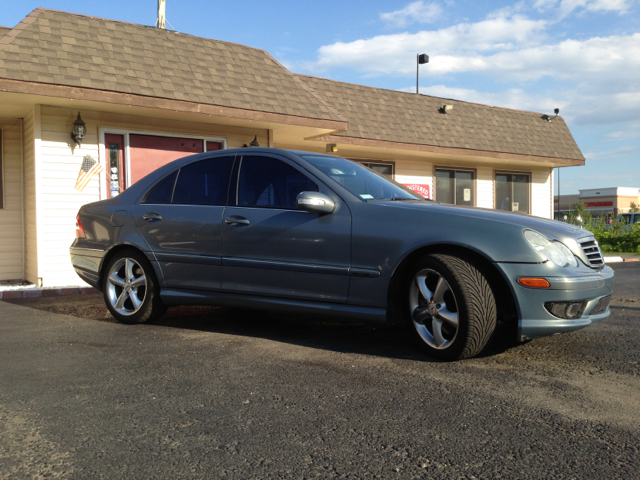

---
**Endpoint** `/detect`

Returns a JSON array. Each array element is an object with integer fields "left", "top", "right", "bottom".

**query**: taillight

[{"left": 76, "top": 213, "right": 86, "bottom": 238}]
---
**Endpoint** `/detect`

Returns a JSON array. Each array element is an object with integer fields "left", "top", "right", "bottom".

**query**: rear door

[
  {"left": 133, "top": 155, "right": 235, "bottom": 291},
  {"left": 222, "top": 153, "right": 352, "bottom": 302}
]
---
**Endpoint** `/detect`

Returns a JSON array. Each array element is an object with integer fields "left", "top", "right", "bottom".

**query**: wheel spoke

[
  {"left": 129, "top": 290, "right": 142, "bottom": 310},
  {"left": 412, "top": 306, "right": 431, "bottom": 325},
  {"left": 433, "top": 276, "right": 447, "bottom": 304},
  {"left": 415, "top": 275, "right": 433, "bottom": 302},
  {"left": 108, "top": 272, "right": 125, "bottom": 287},
  {"left": 437, "top": 307, "right": 458, "bottom": 327},
  {"left": 115, "top": 290, "right": 129, "bottom": 309},
  {"left": 432, "top": 318, "right": 446, "bottom": 347},
  {"left": 131, "top": 275, "right": 146, "bottom": 288},
  {"left": 125, "top": 259, "right": 135, "bottom": 281}
]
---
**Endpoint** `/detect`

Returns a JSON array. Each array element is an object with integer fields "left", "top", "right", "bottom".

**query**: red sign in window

[
  {"left": 404, "top": 184, "right": 431, "bottom": 199},
  {"left": 584, "top": 201, "right": 613, "bottom": 207}
]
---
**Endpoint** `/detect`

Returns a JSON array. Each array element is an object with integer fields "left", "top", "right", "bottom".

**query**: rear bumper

[
  {"left": 69, "top": 244, "right": 107, "bottom": 290},
  {"left": 495, "top": 263, "right": 615, "bottom": 341}
]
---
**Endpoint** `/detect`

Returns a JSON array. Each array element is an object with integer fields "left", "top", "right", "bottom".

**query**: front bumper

[{"left": 494, "top": 262, "right": 615, "bottom": 341}]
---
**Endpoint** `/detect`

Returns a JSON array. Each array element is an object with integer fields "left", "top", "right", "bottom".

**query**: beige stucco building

[
  {"left": 0, "top": 9, "right": 586, "bottom": 287},
  {"left": 554, "top": 187, "right": 640, "bottom": 220}
]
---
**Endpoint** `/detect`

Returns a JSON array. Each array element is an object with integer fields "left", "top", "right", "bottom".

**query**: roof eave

[
  {"left": 313, "top": 134, "right": 585, "bottom": 167},
  {"left": 0, "top": 78, "right": 349, "bottom": 131}
]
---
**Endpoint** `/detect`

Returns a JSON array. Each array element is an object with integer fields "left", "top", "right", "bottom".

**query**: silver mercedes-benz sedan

[{"left": 70, "top": 148, "right": 614, "bottom": 360}]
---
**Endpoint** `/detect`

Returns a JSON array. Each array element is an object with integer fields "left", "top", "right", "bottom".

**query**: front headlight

[{"left": 524, "top": 230, "right": 578, "bottom": 267}]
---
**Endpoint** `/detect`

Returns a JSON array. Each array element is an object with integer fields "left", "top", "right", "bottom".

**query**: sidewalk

[
  {"left": 0, "top": 281, "right": 98, "bottom": 300},
  {"left": 603, "top": 254, "right": 640, "bottom": 263}
]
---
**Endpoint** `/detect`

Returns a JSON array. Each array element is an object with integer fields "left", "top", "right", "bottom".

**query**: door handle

[
  {"left": 143, "top": 212, "right": 163, "bottom": 222},
  {"left": 224, "top": 215, "right": 250, "bottom": 226}
]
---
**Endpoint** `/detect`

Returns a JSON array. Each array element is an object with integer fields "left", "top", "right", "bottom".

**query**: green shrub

[{"left": 589, "top": 223, "right": 640, "bottom": 253}]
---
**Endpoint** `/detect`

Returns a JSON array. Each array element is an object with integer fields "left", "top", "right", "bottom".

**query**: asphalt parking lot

[{"left": 1, "top": 263, "right": 639, "bottom": 479}]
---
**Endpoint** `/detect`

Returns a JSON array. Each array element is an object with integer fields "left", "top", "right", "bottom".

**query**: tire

[
  {"left": 103, "top": 249, "right": 167, "bottom": 324},
  {"left": 405, "top": 253, "right": 497, "bottom": 360}
]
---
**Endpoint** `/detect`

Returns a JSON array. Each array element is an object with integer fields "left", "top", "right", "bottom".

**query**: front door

[
  {"left": 222, "top": 154, "right": 352, "bottom": 303},
  {"left": 133, "top": 155, "right": 235, "bottom": 291}
]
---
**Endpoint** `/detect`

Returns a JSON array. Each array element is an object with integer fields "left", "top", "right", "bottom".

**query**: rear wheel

[
  {"left": 103, "top": 249, "right": 166, "bottom": 324},
  {"left": 406, "top": 254, "right": 497, "bottom": 360}
]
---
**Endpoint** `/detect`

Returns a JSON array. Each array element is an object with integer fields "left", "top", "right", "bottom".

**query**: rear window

[
  {"left": 142, "top": 156, "right": 234, "bottom": 206},
  {"left": 172, "top": 157, "right": 234, "bottom": 205},
  {"left": 142, "top": 171, "right": 177, "bottom": 204}
]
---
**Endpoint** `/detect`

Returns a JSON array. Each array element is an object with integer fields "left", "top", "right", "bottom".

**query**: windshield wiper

[{"left": 389, "top": 197, "right": 422, "bottom": 201}]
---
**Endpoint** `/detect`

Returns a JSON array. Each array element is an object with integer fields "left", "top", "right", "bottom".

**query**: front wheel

[
  {"left": 103, "top": 249, "right": 166, "bottom": 324},
  {"left": 406, "top": 254, "right": 497, "bottom": 360}
]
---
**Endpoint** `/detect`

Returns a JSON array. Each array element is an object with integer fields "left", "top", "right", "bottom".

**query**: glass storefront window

[
  {"left": 435, "top": 168, "right": 475, "bottom": 206},
  {"left": 359, "top": 161, "right": 394, "bottom": 178},
  {"left": 495, "top": 172, "right": 530, "bottom": 214}
]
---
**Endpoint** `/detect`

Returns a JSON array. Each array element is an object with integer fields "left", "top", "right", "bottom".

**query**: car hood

[{"left": 377, "top": 200, "right": 597, "bottom": 262}]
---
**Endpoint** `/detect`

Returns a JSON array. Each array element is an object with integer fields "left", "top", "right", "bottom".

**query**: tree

[
  {"left": 569, "top": 200, "right": 593, "bottom": 226},
  {"left": 630, "top": 202, "right": 639, "bottom": 213}
]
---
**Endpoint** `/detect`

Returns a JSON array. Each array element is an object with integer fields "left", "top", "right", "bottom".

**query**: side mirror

[{"left": 296, "top": 191, "right": 336, "bottom": 214}]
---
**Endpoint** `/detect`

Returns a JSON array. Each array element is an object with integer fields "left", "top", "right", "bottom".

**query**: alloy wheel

[
  {"left": 106, "top": 257, "right": 148, "bottom": 316},
  {"left": 409, "top": 268, "right": 460, "bottom": 349}
]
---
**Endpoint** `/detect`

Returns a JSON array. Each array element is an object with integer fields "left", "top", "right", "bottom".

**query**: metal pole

[
  {"left": 416, "top": 54, "right": 419, "bottom": 94},
  {"left": 557, "top": 167, "right": 560, "bottom": 220}
]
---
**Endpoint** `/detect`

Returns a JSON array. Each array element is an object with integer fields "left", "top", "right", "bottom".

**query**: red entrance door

[{"left": 129, "top": 135, "right": 205, "bottom": 185}]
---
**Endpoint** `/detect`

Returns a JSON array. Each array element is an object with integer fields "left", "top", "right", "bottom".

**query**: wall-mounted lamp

[
  {"left": 544, "top": 108, "right": 560, "bottom": 122},
  {"left": 71, "top": 112, "right": 86, "bottom": 147},
  {"left": 249, "top": 135, "right": 260, "bottom": 147},
  {"left": 440, "top": 104, "right": 453, "bottom": 114},
  {"left": 326, "top": 144, "right": 338, "bottom": 153}
]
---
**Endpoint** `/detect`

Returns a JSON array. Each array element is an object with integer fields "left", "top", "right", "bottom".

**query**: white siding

[
  {"left": 531, "top": 167, "right": 552, "bottom": 219},
  {"left": 0, "top": 118, "right": 24, "bottom": 280},
  {"left": 393, "top": 158, "right": 434, "bottom": 199},
  {"left": 476, "top": 166, "right": 493, "bottom": 209},
  {"left": 35, "top": 105, "right": 268, "bottom": 287},
  {"left": 23, "top": 110, "right": 38, "bottom": 284}
]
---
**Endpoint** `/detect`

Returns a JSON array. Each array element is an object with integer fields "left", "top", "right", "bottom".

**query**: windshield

[{"left": 300, "top": 155, "right": 425, "bottom": 202}]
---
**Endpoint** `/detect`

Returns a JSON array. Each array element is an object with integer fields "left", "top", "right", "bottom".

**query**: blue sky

[{"left": 2, "top": 0, "right": 639, "bottom": 194}]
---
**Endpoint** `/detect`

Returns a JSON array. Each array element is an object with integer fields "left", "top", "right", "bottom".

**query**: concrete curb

[
  {"left": 604, "top": 257, "right": 640, "bottom": 263},
  {"left": 0, "top": 287, "right": 99, "bottom": 300}
]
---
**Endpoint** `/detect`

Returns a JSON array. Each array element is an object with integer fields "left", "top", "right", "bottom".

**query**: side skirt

[{"left": 160, "top": 288, "right": 389, "bottom": 325}]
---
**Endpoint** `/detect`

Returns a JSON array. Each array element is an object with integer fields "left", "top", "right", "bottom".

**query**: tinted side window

[
  {"left": 172, "top": 156, "right": 234, "bottom": 206},
  {"left": 142, "top": 171, "right": 177, "bottom": 204},
  {"left": 237, "top": 156, "right": 318, "bottom": 209}
]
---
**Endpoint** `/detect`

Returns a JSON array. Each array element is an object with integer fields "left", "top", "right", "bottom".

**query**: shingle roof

[
  {"left": 0, "top": 9, "right": 343, "bottom": 123},
  {"left": 298, "top": 75, "right": 584, "bottom": 161},
  {"left": 0, "top": 26, "right": 11, "bottom": 39}
]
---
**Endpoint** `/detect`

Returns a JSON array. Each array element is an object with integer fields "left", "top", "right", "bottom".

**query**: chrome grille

[{"left": 578, "top": 236, "right": 604, "bottom": 268}]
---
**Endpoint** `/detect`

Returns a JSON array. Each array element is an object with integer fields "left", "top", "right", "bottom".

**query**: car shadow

[
  {"left": 5, "top": 296, "right": 522, "bottom": 362},
  {"left": 149, "top": 304, "right": 521, "bottom": 361},
  {"left": 151, "top": 305, "right": 443, "bottom": 362}
]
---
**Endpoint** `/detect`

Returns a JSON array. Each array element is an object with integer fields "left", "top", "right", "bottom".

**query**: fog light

[
  {"left": 590, "top": 295, "right": 611, "bottom": 315},
  {"left": 544, "top": 301, "right": 587, "bottom": 319}
]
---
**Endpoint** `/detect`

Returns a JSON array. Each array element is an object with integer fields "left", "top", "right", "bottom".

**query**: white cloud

[
  {"left": 408, "top": 84, "right": 564, "bottom": 113},
  {"left": 380, "top": 2, "right": 443, "bottom": 28},
  {"left": 584, "top": 145, "right": 636, "bottom": 161},
  {"left": 310, "top": 16, "right": 640, "bottom": 86},
  {"left": 533, "top": 0, "right": 634, "bottom": 17},
  {"left": 311, "top": 14, "right": 548, "bottom": 75}
]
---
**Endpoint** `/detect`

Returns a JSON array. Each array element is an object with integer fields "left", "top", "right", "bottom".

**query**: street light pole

[{"left": 416, "top": 53, "right": 429, "bottom": 94}]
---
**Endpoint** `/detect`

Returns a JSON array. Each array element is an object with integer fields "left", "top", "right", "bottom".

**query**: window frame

[
  {"left": 234, "top": 154, "right": 320, "bottom": 211},
  {"left": 433, "top": 166, "right": 477, "bottom": 206},
  {"left": 357, "top": 160, "right": 395, "bottom": 179},
  {"left": 0, "top": 129, "right": 3, "bottom": 210},
  {"left": 98, "top": 127, "right": 227, "bottom": 200},
  {"left": 494, "top": 170, "right": 532, "bottom": 214}
]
